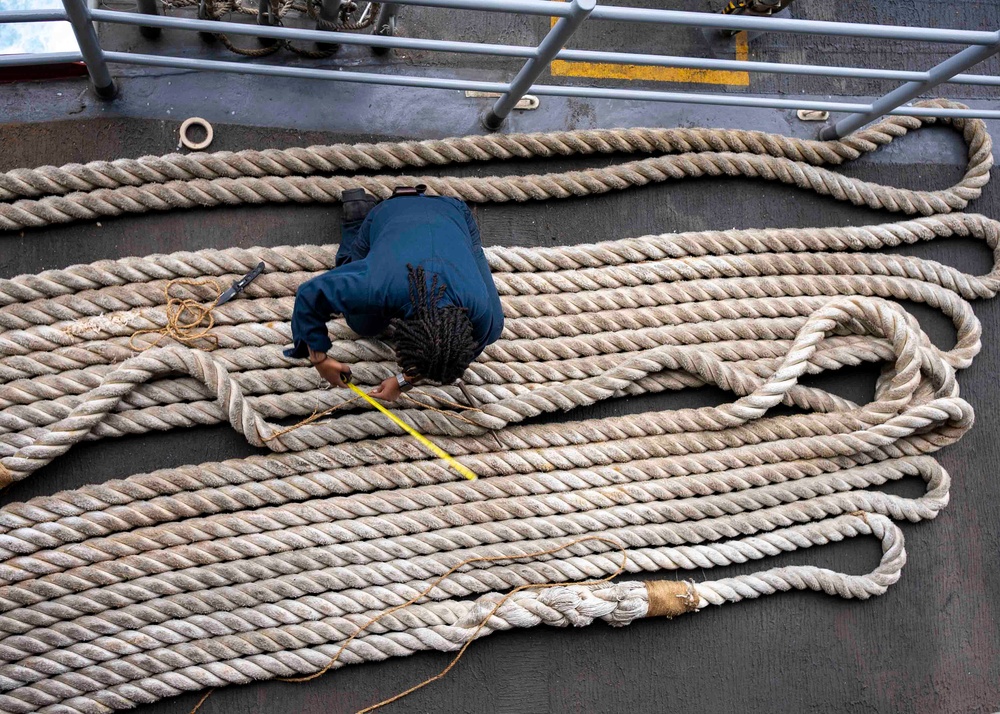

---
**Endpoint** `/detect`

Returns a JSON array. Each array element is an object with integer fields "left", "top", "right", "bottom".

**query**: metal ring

[{"left": 179, "top": 117, "right": 214, "bottom": 151}]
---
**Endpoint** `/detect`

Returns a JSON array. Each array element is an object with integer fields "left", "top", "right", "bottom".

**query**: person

[{"left": 285, "top": 186, "right": 504, "bottom": 402}]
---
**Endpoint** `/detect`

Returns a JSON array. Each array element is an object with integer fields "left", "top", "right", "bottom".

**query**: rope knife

[{"left": 216, "top": 261, "right": 265, "bottom": 307}]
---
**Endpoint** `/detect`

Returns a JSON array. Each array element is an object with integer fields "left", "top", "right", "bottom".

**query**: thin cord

[
  {"left": 279, "top": 535, "right": 629, "bottom": 713},
  {"left": 188, "top": 688, "right": 215, "bottom": 714},
  {"left": 261, "top": 395, "right": 365, "bottom": 442},
  {"left": 128, "top": 278, "right": 221, "bottom": 352}
]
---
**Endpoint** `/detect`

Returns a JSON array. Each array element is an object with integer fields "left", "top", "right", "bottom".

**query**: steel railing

[{"left": 1, "top": 0, "right": 998, "bottom": 137}]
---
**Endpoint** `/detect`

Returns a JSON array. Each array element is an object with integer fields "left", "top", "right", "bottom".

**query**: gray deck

[{"left": 2, "top": 1, "right": 1000, "bottom": 712}]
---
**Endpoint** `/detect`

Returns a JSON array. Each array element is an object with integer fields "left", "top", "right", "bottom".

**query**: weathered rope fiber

[
  {"left": 0, "top": 107, "right": 991, "bottom": 712},
  {"left": 0, "top": 208, "right": 994, "bottom": 478},
  {"left": 0, "top": 99, "right": 991, "bottom": 230}
]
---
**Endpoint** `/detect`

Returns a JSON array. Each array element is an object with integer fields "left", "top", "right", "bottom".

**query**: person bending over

[{"left": 285, "top": 186, "right": 504, "bottom": 402}]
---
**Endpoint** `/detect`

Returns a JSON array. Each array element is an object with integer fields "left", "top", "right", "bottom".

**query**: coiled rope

[{"left": 0, "top": 103, "right": 993, "bottom": 712}]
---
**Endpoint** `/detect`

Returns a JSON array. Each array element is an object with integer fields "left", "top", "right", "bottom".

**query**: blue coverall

[{"left": 285, "top": 195, "right": 504, "bottom": 360}]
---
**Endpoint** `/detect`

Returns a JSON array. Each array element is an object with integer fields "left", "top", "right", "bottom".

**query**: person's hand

[
  {"left": 313, "top": 357, "right": 352, "bottom": 388},
  {"left": 370, "top": 376, "right": 403, "bottom": 402}
]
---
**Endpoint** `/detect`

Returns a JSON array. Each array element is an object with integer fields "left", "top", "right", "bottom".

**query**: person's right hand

[{"left": 314, "top": 358, "right": 352, "bottom": 388}]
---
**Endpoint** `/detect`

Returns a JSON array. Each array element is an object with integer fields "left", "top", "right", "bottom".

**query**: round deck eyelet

[{"left": 179, "top": 117, "right": 214, "bottom": 151}]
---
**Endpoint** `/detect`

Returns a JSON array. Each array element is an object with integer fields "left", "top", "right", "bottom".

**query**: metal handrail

[
  {"left": 588, "top": 5, "right": 1000, "bottom": 44},
  {"left": 95, "top": 51, "right": 1000, "bottom": 121},
  {"left": 10, "top": 9, "right": 999, "bottom": 89},
  {"left": 1, "top": 0, "right": 997, "bottom": 137},
  {"left": 5, "top": 1, "right": 998, "bottom": 42},
  {"left": 0, "top": 9, "right": 68, "bottom": 22}
]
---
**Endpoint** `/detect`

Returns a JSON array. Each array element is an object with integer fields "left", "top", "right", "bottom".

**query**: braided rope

[{"left": 0, "top": 110, "right": 990, "bottom": 711}]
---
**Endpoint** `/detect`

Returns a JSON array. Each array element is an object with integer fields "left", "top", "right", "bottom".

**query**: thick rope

[
  {"left": 0, "top": 101, "right": 991, "bottom": 230},
  {"left": 0, "top": 110, "right": 989, "bottom": 711}
]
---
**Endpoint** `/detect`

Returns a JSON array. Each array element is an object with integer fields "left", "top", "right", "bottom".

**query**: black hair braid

[{"left": 389, "top": 265, "right": 478, "bottom": 384}]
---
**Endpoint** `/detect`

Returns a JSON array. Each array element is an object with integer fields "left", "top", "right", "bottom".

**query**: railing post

[
  {"left": 316, "top": 0, "right": 344, "bottom": 52},
  {"left": 819, "top": 30, "right": 1000, "bottom": 139},
  {"left": 257, "top": 0, "right": 279, "bottom": 47},
  {"left": 482, "top": 0, "right": 595, "bottom": 131},
  {"left": 136, "top": 0, "right": 161, "bottom": 39},
  {"left": 374, "top": 2, "right": 399, "bottom": 36},
  {"left": 61, "top": 0, "right": 117, "bottom": 98},
  {"left": 371, "top": 2, "right": 399, "bottom": 55}
]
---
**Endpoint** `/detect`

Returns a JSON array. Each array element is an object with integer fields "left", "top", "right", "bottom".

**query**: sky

[{"left": 0, "top": 0, "right": 81, "bottom": 56}]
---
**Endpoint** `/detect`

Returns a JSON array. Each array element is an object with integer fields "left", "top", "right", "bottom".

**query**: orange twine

[
  {"left": 399, "top": 393, "right": 483, "bottom": 427},
  {"left": 260, "top": 395, "right": 365, "bottom": 443},
  {"left": 188, "top": 688, "right": 214, "bottom": 714},
  {"left": 262, "top": 387, "right": 483, "bottom": 442},
  {"left": 284, "top": 535, "right": 629, "bottom": 713},
  {"left": 129, "top": 278, "right": 222, "bottom": 352},
  {"left": 188, "top": 537, "right": 627, "bottom": 714},
  {"left": 404, "top": 391, "right": 483, "bottom": 413}
]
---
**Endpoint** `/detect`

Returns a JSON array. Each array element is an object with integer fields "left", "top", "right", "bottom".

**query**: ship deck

[{"left": 2, "top": 1, "right": 1000, "bottom": 712}]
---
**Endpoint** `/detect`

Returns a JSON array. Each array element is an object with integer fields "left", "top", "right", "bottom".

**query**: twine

[
  {"left": 284, "top": 535, "right": 630, "bottom": 713},
  {"left": 262, "top": 390, "right": 483, "bottom": 443},
  {"left": 189, "top": 689, "right": 215, "bottom": 714},
  {"left": 644, "top": 579, "right": 700, "bottom": 618},
  {"left": 261, "top": 396, "right": 365, "bottom": 442},
  {"left": 128, "top": 278, "right": 222, "bottom": 351}
]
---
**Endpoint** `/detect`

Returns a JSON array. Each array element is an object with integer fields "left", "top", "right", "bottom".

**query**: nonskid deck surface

[{"left": 1, "top": 1, "right": 1000, "bottom": 713}]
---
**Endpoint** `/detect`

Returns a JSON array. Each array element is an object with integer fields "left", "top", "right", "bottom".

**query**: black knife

[{"left": 216, "top": 261, "right": 265, "bottom": 307}]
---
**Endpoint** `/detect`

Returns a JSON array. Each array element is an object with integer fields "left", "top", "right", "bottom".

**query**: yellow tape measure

[{"left": 346, "top": 381, "right": 478, "bottom": 481}]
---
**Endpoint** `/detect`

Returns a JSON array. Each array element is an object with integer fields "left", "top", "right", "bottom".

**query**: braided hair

[{"left": 389, "top": 265, "right": 477, "bottom": 384}]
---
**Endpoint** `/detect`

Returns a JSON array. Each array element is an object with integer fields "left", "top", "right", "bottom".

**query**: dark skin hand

[
  {"left": 370, "top": 375, "right": 420, "bottom": 402},
  {"left": 369, "top": 377, "right": 403, "bottom": 402},
  {"left": 372, "top": 370, "right": 423, "bottom": 402},
  {"left": 308, "top": 348, "right": 352, "bottom": 388},
  {"left": 309, "top": 348, "right": 416, "bottom": 402}
]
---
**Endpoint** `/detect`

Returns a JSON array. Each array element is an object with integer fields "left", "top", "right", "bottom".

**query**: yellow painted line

[
  {"left": 346, "top": 381, "right": 478, "bottom": 480},
  {"left": 549, "top": 5, "right": 750, "bottom": 86}
]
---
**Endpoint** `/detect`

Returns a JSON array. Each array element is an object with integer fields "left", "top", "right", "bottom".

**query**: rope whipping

[{"left": 0, "top": 104, "right": 992, "bottom": 712}]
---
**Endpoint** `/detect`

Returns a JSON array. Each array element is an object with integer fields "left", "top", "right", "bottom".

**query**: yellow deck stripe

[{"left": 549, "top": 4, "right": 750, "bottom": 86}]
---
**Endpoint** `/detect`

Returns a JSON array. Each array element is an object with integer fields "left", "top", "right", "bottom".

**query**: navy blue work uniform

[{"left": 285, "top": 195, "right": 504, "bottom": 360}]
